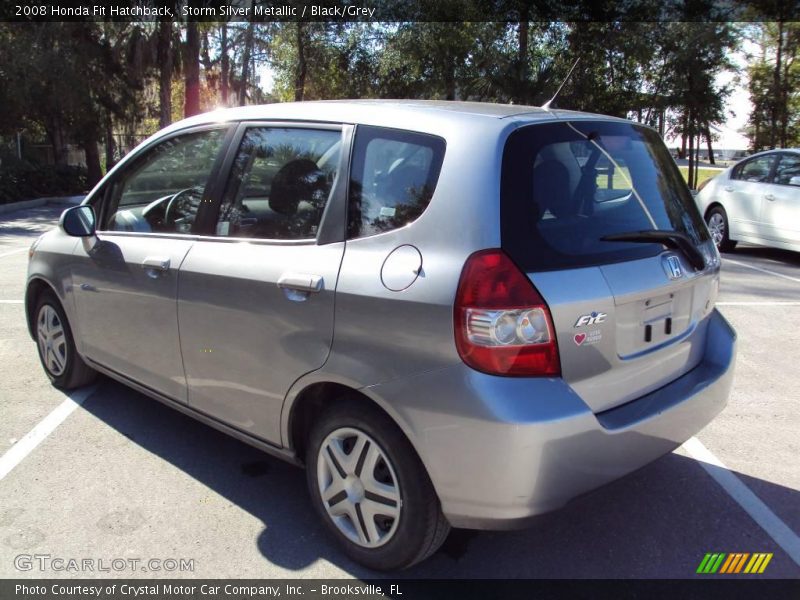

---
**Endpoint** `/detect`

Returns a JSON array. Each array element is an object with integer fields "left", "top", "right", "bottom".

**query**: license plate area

[{"left": 616, "top": 289, "right": 693, "bottom": 358}]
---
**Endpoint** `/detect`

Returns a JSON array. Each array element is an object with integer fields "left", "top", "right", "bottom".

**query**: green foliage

[
  {"left": 744, "top": 22, "right": 800, "bottom": 151},
  {"left": 0, "top": 157, "right": 87, "bottom": 204},
  {"left": 0, "top": 18, "right": 766, "bottom": 198}
]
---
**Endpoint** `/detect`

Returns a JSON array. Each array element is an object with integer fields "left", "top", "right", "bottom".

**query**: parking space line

[
  {"left": 682, "top": 437, "right": 800, "bottom": 567},
  {"left": 724, "top": 258, "right": 800, "bottom": 284},
  {"left": 717, "top": 301, "right": 800, "bottom": 306},
  {"left": 0, "top": 385, "right": 96, "bottom": 482},
  {"left": 0, "top": 247, "right": 27, "bottom": 259}
]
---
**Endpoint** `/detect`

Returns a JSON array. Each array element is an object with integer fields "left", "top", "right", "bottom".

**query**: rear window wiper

[{"left": 600, "top": 230, "right": 706, "bottom": 271}]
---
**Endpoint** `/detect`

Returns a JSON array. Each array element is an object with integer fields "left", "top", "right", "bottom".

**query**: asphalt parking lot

[{"left": 0, "top": 204, "right": 798, "bottom": 579}]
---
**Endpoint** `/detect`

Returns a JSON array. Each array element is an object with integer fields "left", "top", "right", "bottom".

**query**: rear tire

[
  {"left": 706, "top": 206, "right": 737, "bottom": 252},
  {"left": 305, "top": 398, "right": 449, "bottom": 571},
  {"left": 34, "top": 290, "right": 96, "bottom": 390}
]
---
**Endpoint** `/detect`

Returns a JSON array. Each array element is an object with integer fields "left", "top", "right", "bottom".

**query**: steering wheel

[{"left": 164, "top": 186, "right": 202, "bottom": 231}]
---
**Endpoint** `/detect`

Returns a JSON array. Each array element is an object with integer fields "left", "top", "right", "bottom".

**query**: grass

[
  {"left": 594, "top": 165, "right": 722, "bottom": 192},
  {"left": 678, "top": 167, "right": 721, "bottom": 189}
]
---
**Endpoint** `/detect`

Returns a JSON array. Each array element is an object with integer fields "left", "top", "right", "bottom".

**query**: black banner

[
  {"left": 2, "top": 579, "right": 800, "bottom": 600},
  {"left": 2, "top": 0, "right": 799, "bottom": 23}
]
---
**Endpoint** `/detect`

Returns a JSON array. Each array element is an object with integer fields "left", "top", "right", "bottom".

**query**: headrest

[{"left": 269, "top": 158, "right": 326, "bottom": 216}]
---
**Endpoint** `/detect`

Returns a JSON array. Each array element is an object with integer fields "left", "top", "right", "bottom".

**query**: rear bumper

[{"left": 366, "top": 309, "right": 736, "bottom": 530}]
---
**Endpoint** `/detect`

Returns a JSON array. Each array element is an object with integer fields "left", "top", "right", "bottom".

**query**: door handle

[
  {"left": 764, "top": 194, "right": 776, "bottom": 201},
  {"left": 277, "top": 273, "right": 323, "bottom": 293},
  {"left": 724, "top": 186, "right": 734, "bottom": 192},
  {"left": 142, "top": 256, "right": 170, "bottom": 272}
]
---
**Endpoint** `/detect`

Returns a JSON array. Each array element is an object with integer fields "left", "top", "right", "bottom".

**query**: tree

[
  {"left": 744, "top": 22, "right": 800, "bottom": 150},
  {"left": 184, "top": 21, "right": 201, "bottom": 117},
  {"left": 653, "top": 22, "right": 737, "bottom": 187},
  {"left": 0, "top": 22, "right": 143, "bottom": 184},
  {"left": 157, "top": 19, "right": 174, "bottom": 128}
]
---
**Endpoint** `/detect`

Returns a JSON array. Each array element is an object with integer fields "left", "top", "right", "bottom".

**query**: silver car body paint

[{"left": 26, "top": 100, "right": 737, "bottom": 529}]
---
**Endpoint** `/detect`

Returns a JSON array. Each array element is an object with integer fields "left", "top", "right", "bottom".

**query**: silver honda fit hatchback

[{"left": 26, "top": 100, "right": 736, "bottom": 570}]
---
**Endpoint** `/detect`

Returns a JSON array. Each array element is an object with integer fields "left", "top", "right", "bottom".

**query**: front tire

[
  {"left": 34, "top": 291, "right": 96, "bottom": 389},
  {"left": 305, "top": 399, "right": 450, "bottom": 570},
  {"left": 706, "top": 206, "right": 737, "bottom": 252}
]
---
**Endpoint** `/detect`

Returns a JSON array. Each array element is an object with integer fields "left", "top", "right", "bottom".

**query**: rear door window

[
  {"left": 215, "top": 127, "right": 342, "bottom": 240},
  {"left": 348, "top": 126, "right": 445, "bottom": 239},
  {"left": 774, "top": 153, "right": 800, "bottom": 186},
  {"left": 501, "top": 121, "right": 710, "bottom": 271},
  {"left": 732, "top": 154, "right": 777, "bottom": 182}
]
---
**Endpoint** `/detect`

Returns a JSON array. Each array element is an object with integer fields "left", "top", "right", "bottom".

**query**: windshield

[{"left": 501, "top": 120, "right": 710, "bottom": 271}]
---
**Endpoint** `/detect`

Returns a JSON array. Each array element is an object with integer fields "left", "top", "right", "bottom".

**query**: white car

[{"left": 695, "top": 149, "right": 800, "bottom": 252}]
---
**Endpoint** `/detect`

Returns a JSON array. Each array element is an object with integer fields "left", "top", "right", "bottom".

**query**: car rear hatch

[{"left": 501, "top": 118, "right": 721, "bottom": 413}]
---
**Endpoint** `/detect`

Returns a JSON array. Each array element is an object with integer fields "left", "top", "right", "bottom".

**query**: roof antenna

[{"left": 541, "top": 58, "right": 580, "bottom": 110}]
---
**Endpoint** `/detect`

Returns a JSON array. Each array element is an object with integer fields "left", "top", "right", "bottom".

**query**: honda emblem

[{"left": 665, "top": 255, "right": 683, "bottom": 279}]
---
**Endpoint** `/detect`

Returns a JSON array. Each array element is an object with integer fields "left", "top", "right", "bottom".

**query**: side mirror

[{"left": 60, "top": 205, "right": 96, "bottom": 237}]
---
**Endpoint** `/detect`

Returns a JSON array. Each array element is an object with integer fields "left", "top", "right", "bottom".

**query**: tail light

[{"left": 454, "top": 249, "right": 560, "bottom": 377}]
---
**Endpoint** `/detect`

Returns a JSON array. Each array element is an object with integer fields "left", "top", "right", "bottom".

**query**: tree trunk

[
  {"left": 694, "top": 133, "right": 701, "bottom": 188},
  {"left": 184, "top": 21, "right": 201, "bottom": 118},
  {"left": 780, "top": 46, "right": 791, "bottom": 147},
  {"left": 47, "top": 119, "right": 67, "bottom": 166},
  {"left": 157, "top": 19, "right": 173, "bottom": 128},
  {"left": 294, "top": 23, "right": 307, "bottom": 102},
  {"left": 687, "top": 111, "right": 695, "bottom": 189},
  {"left": 444, "top": 56, "right": 456, "bottom": 100},
  {"left": 83, "top": 138, "right": 102, "bottom": 187},
  {"left": 220, "top": 23, "right": 229, "bottom": 105},
  {"left": 679, "top": 112, "right": 688, "bottom": 159},
  {"left": 770, "top": 20, "right": 784, "bottom": 148},
  {"left": 518, "top": 13, "right": 529, "bottom": 102},
  {"left": 239, "top": 22, "right": 255, "bottom": 106},
  {"left": 104, "top": 110, "right": 116, "bottom": 171},
  {"left": 705, "top": 125, "right": 715, "bottom": 165}
]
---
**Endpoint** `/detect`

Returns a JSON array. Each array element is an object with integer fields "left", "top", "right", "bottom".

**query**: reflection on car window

[
  {"left": 104, "top": 129, "right": 226, "bottom": 234},
  {"left": 348, "top": 126, "right": 445, "bottom": 239},
  {"left": 774, "top": 154, "right": 800, "bottom": 186},
  {"left": 216, "top": 128, "right": 341, "bottom": 240},
  {"left": 733, "top": 155, "right": 776, "bottom": 183},
  {"left": 502, "top": 121, "right": 711, "bottom": 271}
]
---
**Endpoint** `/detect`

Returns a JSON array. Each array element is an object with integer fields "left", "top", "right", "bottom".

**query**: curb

[{"left": 0, "top": 195, "right": 84, "bottom": 216}]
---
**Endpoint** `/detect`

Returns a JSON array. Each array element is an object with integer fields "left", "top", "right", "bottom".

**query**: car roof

[
  {"left": 742, "top": 148, "right": 800, "bottom": 160},
  {"left": 160, "top": 99, "right": 632, "bottom": 138}
]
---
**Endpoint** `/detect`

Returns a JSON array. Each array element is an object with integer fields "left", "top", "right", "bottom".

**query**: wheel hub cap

[
  {"left": 707, "top": 213, "right": 725, "bottom": 246},
  {"left": 317, "top": 427, "right": 402, "bottom": 548},
  {"left": 37, "top": 304, "right": 67, "bottom": 377},
  {"left": 344, "top": 475, "right": 365, "bottom": 503}
]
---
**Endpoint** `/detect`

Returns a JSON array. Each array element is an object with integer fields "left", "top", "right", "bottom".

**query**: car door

[
  {"left": 761, "top": 152, "right": 800, "bottom": 245},
  {"left": 71, "top": 126, "right": 232, "bottom": 402},
  {"left": 177, "top": 123, "right": 350, "bottom": 444},
  {"left": 723, "top": 153, "right": 777, "bottom": 238}
]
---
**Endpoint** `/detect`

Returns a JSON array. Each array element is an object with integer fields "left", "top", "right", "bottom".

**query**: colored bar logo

[{"left": 696, "top": 552, "right": 773, "bottom": 574}]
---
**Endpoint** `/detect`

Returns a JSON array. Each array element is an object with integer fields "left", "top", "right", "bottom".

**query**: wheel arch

[
  {"left": 704, "top": 202, "right": 737, "bottom": 242},
  {"left": 704, "top": 201, "right": 725, "bottom": 220},
  {"left": 25, "top": 277, "right": 60, "bottom": 340},
  {"left": 284, "top": 379, "right": 425, "bottom": 471}
]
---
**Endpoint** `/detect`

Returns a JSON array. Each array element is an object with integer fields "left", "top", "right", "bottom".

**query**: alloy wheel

[{"left": 707, "top": 212, "right": 725, "bottom": 247}]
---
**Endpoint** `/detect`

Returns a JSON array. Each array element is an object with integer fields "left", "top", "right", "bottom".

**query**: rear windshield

[{"left": 501, "top": 121, "right": 710, "bottom": 271}]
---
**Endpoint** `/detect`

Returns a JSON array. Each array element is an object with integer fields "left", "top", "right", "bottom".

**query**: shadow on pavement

[
  {"left": 723, "top": 245, "right": 800, "bottom": 268},
  {"left": 79, "top": 377, "right": 800, "bottom": 579},
  {"left": 0, "top": 206, "right": 66, "bottom": 241}
]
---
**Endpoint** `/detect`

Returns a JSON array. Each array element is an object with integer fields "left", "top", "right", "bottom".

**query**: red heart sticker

[{"left": 574, "top": 333, "right": 586, "bottom": 346}]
